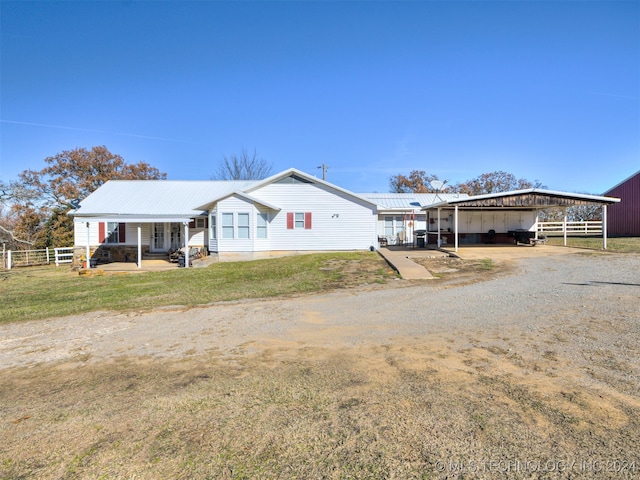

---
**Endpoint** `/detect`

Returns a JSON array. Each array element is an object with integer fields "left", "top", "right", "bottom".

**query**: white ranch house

[{"left": 70, "top": 168, "right": 620, "bottom": 268}]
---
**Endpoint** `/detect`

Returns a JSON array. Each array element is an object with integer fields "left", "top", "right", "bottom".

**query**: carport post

[
  {"left": 454, "top": 205, "right": 459, "bottom": 252},
  {"left": 563, "top": 209, "right": 568, "bottom": 247},
  {"left": 137, "top": 224, "right": 142, "bottom": 269},
  {"left": 602, "top": 204, "right": 608, "bottom": 250},
  {"left": 437, "top": 208, "right": 441, "bottom": 247},
  {"left": 86, "top": 222, "right": 90, "bottom": 268},
  {"left": 183, "top": 221, "right": 190, "bottom": 268}
]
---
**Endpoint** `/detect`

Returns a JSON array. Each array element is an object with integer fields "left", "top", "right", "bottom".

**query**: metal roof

[
  {"left": 426, "top": 189, "right": 621, "bottom": 209},
  {"left": 195, "top": 191, "right": 281, "bottom": 212},
  {"left": 70, "top": 168, "right": 381, "bottom": 220},
  {"left": 359, "top": 192, "right": 469, "bottom": 209},
  {"left": 247, "top": 168, "right": 380, "bottom": 207},
  {"left": 70, "top": 180, "right": 257, "bottom": 217}
]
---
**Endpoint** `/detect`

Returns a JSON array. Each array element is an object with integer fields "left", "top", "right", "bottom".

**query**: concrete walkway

[
  {"left": 377, "top": 243, "right": 589, "bottom": 279},
  {"left": 377, "top": 247, "right": 442, "bottom": 280}
]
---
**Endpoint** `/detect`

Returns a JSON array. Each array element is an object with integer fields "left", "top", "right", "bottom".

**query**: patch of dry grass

[{"left": 2, "top": 340, "right": 638, "bottom": 479}]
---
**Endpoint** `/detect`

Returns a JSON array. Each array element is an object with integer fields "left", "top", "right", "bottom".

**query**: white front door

[
  {"left": 152, "top": 223, "right": 168, "bottom": 252},
  {"left": 152, "top": 223, "right": 183, "bottom": 252},
  {"left": 170, "top": 223, "right": 182, "bottom": 249}
]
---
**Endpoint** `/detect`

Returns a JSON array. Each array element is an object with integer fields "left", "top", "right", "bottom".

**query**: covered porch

[{"left": 77, "top": 216, "right": 201, "bottom": 269}]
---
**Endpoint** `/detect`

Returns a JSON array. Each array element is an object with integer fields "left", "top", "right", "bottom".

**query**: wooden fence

[
  {"left": 1, "top": 247, "right": 74, "bottom": 270},
  {"left": 537, "top": 221, "right": 602, "bottom": 235}
]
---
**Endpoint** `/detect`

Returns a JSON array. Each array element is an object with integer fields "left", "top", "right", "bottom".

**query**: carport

[{"left": 424, "top": 189, "right": 621, "bottom": 252}]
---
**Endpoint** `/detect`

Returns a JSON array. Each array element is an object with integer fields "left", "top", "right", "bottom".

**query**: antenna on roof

[{"left": 430, "top": 180, "right": 447, "bottom": 202}]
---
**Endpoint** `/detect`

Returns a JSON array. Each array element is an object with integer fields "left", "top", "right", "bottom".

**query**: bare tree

[{"left": 213, "top": 148, "right": 273, "bottom": 180}]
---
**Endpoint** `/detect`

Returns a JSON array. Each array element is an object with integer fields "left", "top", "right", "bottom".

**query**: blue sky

[{"left": 1, "top": 0, "right": 638, "bottom": 195}]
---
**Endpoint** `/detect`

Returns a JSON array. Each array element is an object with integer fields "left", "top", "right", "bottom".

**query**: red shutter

[
  {"left": 205, "top": 217, "right": 209, "bottom": 228},
  {"left": 189, "top": 219, "right": 196, "bottom": 229},
  {"left": 305, "top": 212, "right": 312, "bottom": 229},
  {"left": 287, "top": 212, "right": 294, "bottom": 229},
  {"left": 98, "top": 222, "right": 106, "bottom": 243},
  {"left": 118, "top": 223, "right": 126, "bottom": 243}
]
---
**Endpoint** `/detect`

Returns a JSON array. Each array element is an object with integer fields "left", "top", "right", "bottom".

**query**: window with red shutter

[{"left": 288, "top": 212, "right": 312, "bottom": 229}]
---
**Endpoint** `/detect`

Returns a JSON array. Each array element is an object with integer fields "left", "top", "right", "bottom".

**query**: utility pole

[{"left": 317, "top": 163, "right": 329, "bottom": 181}]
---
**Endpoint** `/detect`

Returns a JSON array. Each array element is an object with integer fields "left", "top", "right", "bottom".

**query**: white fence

[
  {"left": 1, "top": 247, "right": 74, "bottom": 270},
  {"left": 537, "top": 221, "right": 602, "bottom": 235}
]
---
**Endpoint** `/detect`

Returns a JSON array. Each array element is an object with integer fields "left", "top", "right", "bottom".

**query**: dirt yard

[{"left": 1, "top": 253, "right": 639, "bottom": 479}]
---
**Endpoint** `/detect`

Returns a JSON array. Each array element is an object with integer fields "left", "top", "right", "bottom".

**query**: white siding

[
  {"left": 253, "top": 183, "right": 377, "bottom": 251},
  {"left": 74, "top": 221, "right": 152, "bottom": 247},
  {"left": 188, "top": 229, "right": 206, "bottom": 247},
  {"left": 74, "top": 221, "right": 101, "bottom": 247},
  {"left": 214, "top": 196, "right": 257, "bottom": 253}
]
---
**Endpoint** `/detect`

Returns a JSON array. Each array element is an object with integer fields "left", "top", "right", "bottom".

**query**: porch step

[{"left": 142, "top": 252, "right": 170, "bottom": 260}]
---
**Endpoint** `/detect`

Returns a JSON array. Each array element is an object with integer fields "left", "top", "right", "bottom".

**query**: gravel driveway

[{"left": 1, "top": 252, "right": 639, "bottom": 376}]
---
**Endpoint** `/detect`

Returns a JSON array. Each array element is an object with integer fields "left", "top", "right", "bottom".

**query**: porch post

[
  {"left": 563, "top": 209, "right": 568, "bottom": 247},
  {"left": 137, "top": 223, "right": 142, "bottom": 269},
  {"left": 86, "top": 222, "right": 91, "bottom": 268},
  {"left": 437, "top": 208, "right": 441, "bottom": 248},
  {"left": 535, "top": 210, "right": 539, "bottom": 240},
  {"left": 184, "top": 221, "right": 190, "bottom": 268},
  {"left": 602, "top": 204, "right": 608, "bottom": 250},
  {"left": 454, "top": 205, "right": 459, "bottom": 252}
]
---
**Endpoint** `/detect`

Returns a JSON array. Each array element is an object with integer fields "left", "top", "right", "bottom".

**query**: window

[
  {"left": 257, "top": 213, "right": 268, "bottom": 238},
  {"left": 106, "top": 222, "right": 119, "bottom": 244},
  {"left": 238, "top": 213, "right": 250, "bottom": 239},
  {"left": 210, "top": 213, "right": 217, "bottom": 239},
  {"left": 222, "top": 213, "right": 234, "bottom": 239},
  {"left": 384, "top": 216, "right": 404, "bottom": 236},
  {"left": 100, "top": 222, "right": 125, "bottom": 244},
  {"left": 195, "top": 218, "right": 206, "bottom": 229},
  {"left": 384, "top": 217, "right": 394, "bottom": 236},
  {"left": 287, "top": 212, "right": 312, "bottom": 229}
]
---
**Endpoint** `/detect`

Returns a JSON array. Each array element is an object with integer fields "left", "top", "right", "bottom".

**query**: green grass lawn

[
  {"left": 0, "top": 252, "right": 395, "bottom": 324},
  {"left": 544, "top": 235, "right": 640, "bottom": 253}
]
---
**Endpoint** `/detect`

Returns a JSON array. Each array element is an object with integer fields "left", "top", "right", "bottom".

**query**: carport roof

[{"left": 425, "top": 189, "right": 621, "bottom": 210}]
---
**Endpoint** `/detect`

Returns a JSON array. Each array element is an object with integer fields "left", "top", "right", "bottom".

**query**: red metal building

[{"left": 603, "top": 170, "right": 640, "bottom": 236}]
